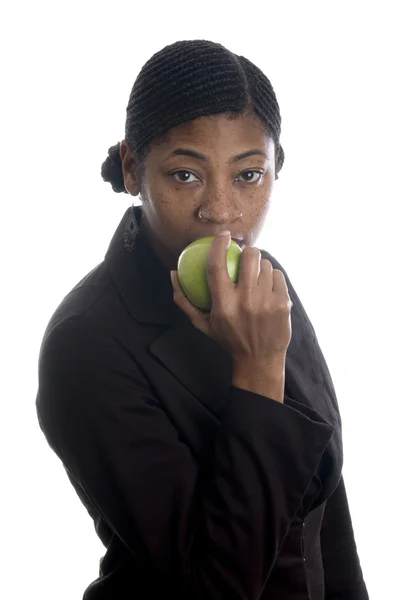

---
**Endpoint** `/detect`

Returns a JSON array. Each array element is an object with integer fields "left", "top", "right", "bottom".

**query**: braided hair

[{"left": 101, "top": 40, "right": 285, "bottom": 193}]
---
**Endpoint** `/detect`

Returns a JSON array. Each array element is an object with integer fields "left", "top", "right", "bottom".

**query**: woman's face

[{"left": 120, "top": 111, "right": 276, "bottom": 270}]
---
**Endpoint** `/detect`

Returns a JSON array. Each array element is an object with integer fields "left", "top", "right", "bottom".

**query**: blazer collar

[
  {"left": 104, "top": 204, "right": 187, "bottom": 327},
  {"left": 104, "top": 205, "right": 233, "bottom": 422}
]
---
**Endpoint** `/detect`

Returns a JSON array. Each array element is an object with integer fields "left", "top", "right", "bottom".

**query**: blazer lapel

[
  {"left": 105, "top": 205, "right": 233, "bottom": 419},
  {"left": 149, "top": 321, "right": 233, "bottom": 420}
]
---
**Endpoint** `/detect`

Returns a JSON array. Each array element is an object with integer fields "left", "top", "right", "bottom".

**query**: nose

[{"left": 197, "top": 187, "right": 242, "bottom": 224}]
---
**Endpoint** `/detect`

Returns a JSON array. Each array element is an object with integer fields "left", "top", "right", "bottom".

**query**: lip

[{"left": 190, "top": 234, "right": 245, "bottom": 248}]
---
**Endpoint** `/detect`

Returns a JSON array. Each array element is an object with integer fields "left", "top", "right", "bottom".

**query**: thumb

[{"left": 170, "top": 271, "right": 210, "bottom": 334}]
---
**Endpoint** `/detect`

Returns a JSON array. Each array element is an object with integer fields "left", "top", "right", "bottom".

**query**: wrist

[
  {"left": 232, "top": 355, "right": 286, "bottom": 378},
  {"left": 232, "top": 356, "right": 286, "bottom": 403}
]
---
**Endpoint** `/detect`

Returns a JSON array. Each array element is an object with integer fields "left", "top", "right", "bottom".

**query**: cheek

[
  {"left": 243, "top": 192, "right": 272, "bottom": 246},
  {"left": 143, "top": 179, "right": 172, "bottom": 218},
  {"left": 145, "top": 190, "right": 192, "bottom": 241},
  {"left": 245, "top": 191, "right": 270, "bottom": 223},
  {"left": 145, "top": 175, "right": 183, "bottom": 215}
]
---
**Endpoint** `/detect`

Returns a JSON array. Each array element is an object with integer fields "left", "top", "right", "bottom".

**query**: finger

[
  {"left": 258, "top": 258, "right": 274, "bottom": 291},
  {"left": 171, "top": 271, "right": 210, "bottom": 333},
  {"left": 236, "top": 247, "right": 261, "bottom": 290},
  {"left": 206, "top": 231, "right": 235, "bottom": 305},
  {"left": 272, "top": 269, "right": 292, "bottom": 305}
]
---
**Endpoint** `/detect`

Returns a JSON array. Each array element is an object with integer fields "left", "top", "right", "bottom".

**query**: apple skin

[{"left": 177, "top": 236, "right": 242, "bottom": 310}]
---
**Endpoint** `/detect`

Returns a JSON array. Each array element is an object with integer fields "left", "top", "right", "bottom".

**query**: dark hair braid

[{"left": 101, "top": 40, "right": 285, "bottom": 193}]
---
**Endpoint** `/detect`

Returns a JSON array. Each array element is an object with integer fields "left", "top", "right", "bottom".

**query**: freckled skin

[{"left": 120, "top": 111, "right": 276, "bottom": 270}]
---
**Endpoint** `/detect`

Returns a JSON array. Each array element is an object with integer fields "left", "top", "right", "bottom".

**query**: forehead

[{"left": 152, "top": 112, "right": 274, "bottom": 154}]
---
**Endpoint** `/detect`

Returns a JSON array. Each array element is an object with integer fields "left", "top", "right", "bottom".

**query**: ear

[{"left": 120, "top": 140, "right": 141, "bottom": 196}]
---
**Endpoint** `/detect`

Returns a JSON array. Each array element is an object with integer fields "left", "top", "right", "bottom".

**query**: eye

[
  {"left": 171, "top": 170, "right": 199, "bottom": 183},
  {"left": 237, "top": 170, "right": 264, "bottom": 183}
]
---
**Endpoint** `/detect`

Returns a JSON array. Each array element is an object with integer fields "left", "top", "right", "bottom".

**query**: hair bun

[{"left": 100, "top": 142, "right": 127, "bottom": 193}]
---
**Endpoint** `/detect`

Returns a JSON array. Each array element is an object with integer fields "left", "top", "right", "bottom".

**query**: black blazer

[{"left": 36, "top": 206, "right": 368, "bottom": 599}]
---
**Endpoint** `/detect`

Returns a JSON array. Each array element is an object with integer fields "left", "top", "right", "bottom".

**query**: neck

[{"left": 140, "top": 213, "right": 178, "bottom": 271}]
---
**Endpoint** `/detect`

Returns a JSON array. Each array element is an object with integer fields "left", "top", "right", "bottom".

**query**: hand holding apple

[
  {"left": 177, "top": 235, "right": 242, "bottom": 310},
  {"left": 171, "top": 231, "right": 293, "bottom": 364}
]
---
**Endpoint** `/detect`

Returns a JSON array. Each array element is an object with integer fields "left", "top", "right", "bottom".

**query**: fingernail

[
  {"left": 170, "top": 271, "right": 175, "bottom": 285},
  {"left": 219, "top": 230, "right": 231, "bottom": 248}
]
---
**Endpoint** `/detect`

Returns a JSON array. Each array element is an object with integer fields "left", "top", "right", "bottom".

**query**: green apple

[{"left": 177, "top": 236, "right": 242, "bottom": 310}]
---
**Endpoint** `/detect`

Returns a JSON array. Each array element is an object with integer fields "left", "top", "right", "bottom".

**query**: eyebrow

[{"left": 164, "top": 148, "right": 268, "bottom": 163}]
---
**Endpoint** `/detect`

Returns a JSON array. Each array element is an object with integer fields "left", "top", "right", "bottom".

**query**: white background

[{"left": 1, "top": 1, "right": 397, "bottom": 598}]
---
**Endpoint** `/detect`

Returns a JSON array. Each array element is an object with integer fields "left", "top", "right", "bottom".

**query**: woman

[{"left": 36, "top": 40, "right": 368, "bottom": 599}]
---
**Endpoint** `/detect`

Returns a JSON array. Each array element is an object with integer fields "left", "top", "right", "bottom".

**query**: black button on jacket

[{"left": 36, "top": 206, "right": 369, "bottom": 599}]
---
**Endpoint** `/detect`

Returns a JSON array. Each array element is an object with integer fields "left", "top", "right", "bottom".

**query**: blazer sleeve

[
  {"left": 321, "top": 477, "right": 369, "bottom": 599},
  {"left": 36, "top": 314, "right": 336, "bottom": 600}
]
